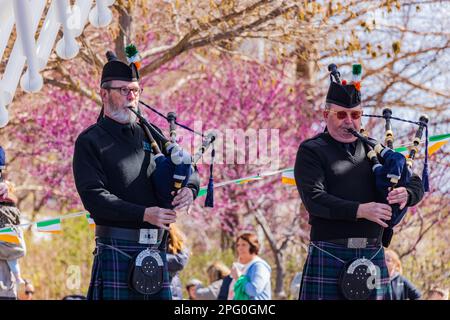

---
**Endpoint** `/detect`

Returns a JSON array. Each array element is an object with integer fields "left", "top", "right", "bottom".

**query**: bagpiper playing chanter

[{"left": 347, "top": 112, "right": 429, "bottom": 247}]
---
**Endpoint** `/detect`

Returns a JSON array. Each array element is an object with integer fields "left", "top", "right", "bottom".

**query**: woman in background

[{"left": 229, "top": 232, "right": 271, "bottom": 300}]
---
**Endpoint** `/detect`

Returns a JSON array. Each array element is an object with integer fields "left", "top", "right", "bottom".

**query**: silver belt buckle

[
  {"left": 139, "top": 229, "right": 158, "bottom": 245},
  {"left": 348, "top": 238, "right": 367, "bottom": 249}
]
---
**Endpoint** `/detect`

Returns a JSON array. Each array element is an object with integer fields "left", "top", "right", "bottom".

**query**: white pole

[
  {"left": 55, "top": 0, "right": 80, "bottom": 59},
  {"left": 0, "top": 0, "right": 14, "bottom": 60},
  {"left": 13, "top": 0, "right": 43, "bottom": 93},
  {"left": 0, "top": 54, "right": 26, "bottom": 106},
  {"left": 0, "top": 103, "right": 9, "bottom": 128},
  {"left": 89, "top": 0, "right": 115, "bottom": 28},
  {"left": 0, "top": 0, "right": 46, "bottom": 107},
  {"left": 72, "top": 0, "right": 94, "bottom": 37},
  {"left": 36, "top": 0, "right": 60, "bottom": 70}
]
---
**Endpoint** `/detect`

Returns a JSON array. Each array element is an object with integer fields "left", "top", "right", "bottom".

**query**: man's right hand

[
  {"left": 356, "top": 202, "right": 392, "bottom": 228},
  {"left": 143, "top": 207, "right": 176, "bottom": 230}
]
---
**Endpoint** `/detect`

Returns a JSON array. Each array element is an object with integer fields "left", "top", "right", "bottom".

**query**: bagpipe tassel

[
  {"left": 422, "top": 125, "right": 430, "bottom": 192},
  {"left": 0, "top": 146, "right": 6, "bottom": 172},
  {"left": 422, "top": 165, "right": 429, "bottom": 192},
  {"left": 204, "top": 146, "right": 215, "bottom": 208}
]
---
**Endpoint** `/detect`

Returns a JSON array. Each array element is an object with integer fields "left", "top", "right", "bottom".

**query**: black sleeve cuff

[
  {"left": 188, "top": 185, "right": 199, "bottom": 200},
  {"left": 337, "top": 202, "right": 359, "bottom": 221},
  {"left": 406, "top": 189, "right": 414, "bottom": 207}
]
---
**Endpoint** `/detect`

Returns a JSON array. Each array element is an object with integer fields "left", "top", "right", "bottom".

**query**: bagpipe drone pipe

[{"left": 347, "top": 111, "right": 429, "bottom": 247}]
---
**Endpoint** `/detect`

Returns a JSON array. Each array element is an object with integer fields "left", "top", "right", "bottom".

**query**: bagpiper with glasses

[
  {"left": 294, "top": 64, "right": 424, "bottom": 300},
  {"left": 72, "top": 50, "right": 200, "bottom": 300}
]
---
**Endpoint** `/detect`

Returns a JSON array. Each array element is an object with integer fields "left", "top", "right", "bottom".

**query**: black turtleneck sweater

[
  {"left": 294, "top": 132, "right": 424, "bottom": 241},
  {"left": 72, "top": 116, "right": 200, "bottom": 229}
]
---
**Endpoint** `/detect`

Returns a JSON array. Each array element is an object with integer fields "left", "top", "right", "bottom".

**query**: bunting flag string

[
  {"left": 197, "top": 168, "right": 291, "bottom": 197},
  {"left": 0, "top": 132, "right": 447, "bottom": 243},
  {"left": 197, "top": 132, "right": 449, "bottom": 195},
  {"left": 0, "top": 210, "right": 89, "bottom": 242}
]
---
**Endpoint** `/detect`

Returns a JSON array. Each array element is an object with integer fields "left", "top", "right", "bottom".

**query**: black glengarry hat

[
  {"left": 326, "top": 63, "right": 361, "bottom": 108},
  {"left": 101, "top": 51, "right": 139, "bottom": 85}
]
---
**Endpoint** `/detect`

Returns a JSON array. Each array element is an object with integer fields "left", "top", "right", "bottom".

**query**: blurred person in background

[
  {"left": 385, "top": 249, "right": 421, "bottom": 300},
  {"left": 0, "top": 175, "right": 26, "bottom": 300},
  {"left": 17, "top": 280, "right": 34, "bottom": 300},
  {"left": 185, "top": 278, "right": 202, "bottom": 300},
  {"left": 229, "top": 232, "right": 271, "bottom": 300},
  {"left": 195, "top": 261, "right": 230, "bottom": 300}
]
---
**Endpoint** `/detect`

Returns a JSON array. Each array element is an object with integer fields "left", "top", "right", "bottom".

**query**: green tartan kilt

[
  {"left": 87, "top": 237, "right": 172, "bottom": 300},
  {"left": 299, "top": 241, "right": 392, "bottom": 300}
]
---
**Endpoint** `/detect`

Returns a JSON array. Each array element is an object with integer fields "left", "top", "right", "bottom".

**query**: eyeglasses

[
  {"left": 107, "top": 86, "right": 143, "bottom": 96},
  {"left": 327, "top": 109, "right": 363, "bottom": 120},
  {"left": 25, "top": 290, "right": 34, "bottom": 295}
]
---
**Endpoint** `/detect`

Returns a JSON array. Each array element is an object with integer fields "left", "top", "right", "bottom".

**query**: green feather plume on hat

[
  {"left": 351, "top": 63, "right": 362, "bottom": 89},
  {"left": 125, "top": 44, "right": 141, "bottom": 69},
  {"left": 125, "top": 44, "right": 138, "bottom": 59},
  {"left": 352, "top": 64, "right": 362, "bottom": 76}
]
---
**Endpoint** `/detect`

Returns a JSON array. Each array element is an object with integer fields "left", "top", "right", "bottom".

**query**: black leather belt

[
  {"left": 323, "top": 237, "right": 381, "bottom": 248},
  {"left": 95, "top": 225, "right": 165, "bottom": 245}
]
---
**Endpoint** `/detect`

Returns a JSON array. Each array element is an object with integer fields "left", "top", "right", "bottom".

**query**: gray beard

[
  {"left": 109, "top": 108, "right": 137, "bottom": 124},
  {"left": 107, "top": 96, "right": 137, "bottom": 123}
]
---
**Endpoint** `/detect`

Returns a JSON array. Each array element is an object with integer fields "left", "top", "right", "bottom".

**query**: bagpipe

[
  {"left": 347, "top": 111, "right": 429, "bottom": 247},
  {"left": 127, "top": 102, "right": 216, "bottom": 209}
]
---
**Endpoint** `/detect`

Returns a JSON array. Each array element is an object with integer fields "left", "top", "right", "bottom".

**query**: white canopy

[{"left": 0, "top": 0, "right": 115, "bottom": 127}]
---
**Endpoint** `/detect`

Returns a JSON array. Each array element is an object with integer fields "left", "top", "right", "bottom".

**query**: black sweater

[
  {"left": 294, "top": 132, "right": 424, "bottom": 241},
  {"left": 72, "top": 116, "right": 200, "bottom": 229}
]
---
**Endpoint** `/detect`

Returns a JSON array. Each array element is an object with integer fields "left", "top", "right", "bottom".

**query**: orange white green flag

[
  {"left": 0, "top": 227, "right": 20, "bottom": 244},
  {"left": 424, "top": 133, "right": 450, "bottom": 156},
  {"left": 281, "top": 170, "right": 296, "bottom": 185},
  {"left": 86, "top": 213, "right": 95, "bottom": 229}
]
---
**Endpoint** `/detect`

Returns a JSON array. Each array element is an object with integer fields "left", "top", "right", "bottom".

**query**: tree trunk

[
  {"left": 253, "top": 207, "right": 287, "bottom": 299},
  {"left": 220, "top": 228, "right": 234, "bottom": 251},
  {"left": 295, "top": 42, "right": 319, "bottom": 106},
  {"left": 273, "top": 251, "right": 287, "bottom": 299},
  {"left": 114, "top": 4, "right": 133, "bottom": 60}
]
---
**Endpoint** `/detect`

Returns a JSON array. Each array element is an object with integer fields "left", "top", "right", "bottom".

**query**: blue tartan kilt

[
  {"left": 87, "top": 237, "right": 172, "bottom": 300},
  {"left": 299, "top": 241, "right": 392, "bottom": 300}
]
